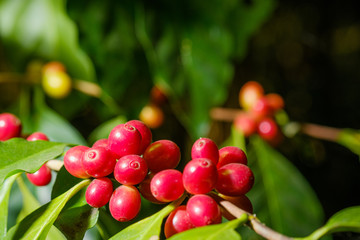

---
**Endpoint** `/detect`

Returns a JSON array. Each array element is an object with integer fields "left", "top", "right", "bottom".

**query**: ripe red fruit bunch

[
  {"left": 164, "top": 137, "right": 255, "bottom": 238},
  {"left": 63, "top": 119, "right": 183, "bottom": 222},
  {"left": 0, "top": 112, "right": 53, "bottom": 186},
  {"left": 234, "top": 81, "right": 285, "bottom": 145}
]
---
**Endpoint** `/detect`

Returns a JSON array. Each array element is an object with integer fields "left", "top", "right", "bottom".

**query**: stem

[
  {"left": 210, "top": 107, "right": 244, "bottom": 122},
  {"left": 300, "top": 123, "right": 340, "bottom": 142},
  {"left": 210, "top": 193, "right": 293, "bottom": 240}
]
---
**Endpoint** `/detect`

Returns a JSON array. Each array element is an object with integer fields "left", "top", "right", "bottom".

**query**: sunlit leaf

[
  {"left": 337, "top": 129, "right": 360, "bottom": 157},
  {"left": 16, "top": 176, "right": 66, "bottom": 240},
  {"left": 5, "top": 179, "right": 90, "bottom": 240},
  {"left": 299, "top": 206, "right": 360, "bottom": 240},
  {"left": 0, "top": 174, "right": 20, "bottom": 238},
  {"left": 0, "top": 138, "right": 67, "bottom": 185},
  {"left": 168, "top": 214, "right": 248, "bottom": 240},
  {"left": 109, "top": 195, "right": 185, "bottom": 240}
]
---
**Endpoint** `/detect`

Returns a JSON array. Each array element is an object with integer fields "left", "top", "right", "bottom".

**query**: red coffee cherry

[
  {"left": 92, "top": 138, "right": 109, "bottom": 149},
  {"left": 108, "top": 123, "right": 142, "bottom": 158},
  {"left": 0, "top": 113, "right": 22, "bottom": 141},
  {"left": 164, "top": 205, "right": 195, "bottom": 238},
  {"left": 186, "top": 194, "right": 222, "bottom": 227},
  {"left": 42, "top": 61, "right": 66, "bottom": 74},
  {"left": 26, "top": 132, "right": 49, "bottom": 141},
  {"left": 250, "top": 97, "right": 272, "bottom": 120},
  {"left": 143, "top": 140, "right": 181, "bottom": 172},
  {"left": 63, "top": 146, "right": 90, "bottom": 179},
  {"left": 257, "top": 117, "right": 279, "bottom": 141},
  {"left": 85, "top": 177, "right": 113, "bottom": 208},
  {"left": 233, "top": 112, "right": 257, "bottom": 137},
  {"left": 109, "top": 185, "right": 141, "bottom": 222},
  {"left": 265, "top": 93, "right": 284, "bottom": 112},
  {"left": 114, "top": 155, "right": 148, "bottom": 185},
  {"left": 138, "top": 172, "right": 165, "bottom": 204},
  {"left": 127, "top": 120, "right": 152, "bottom": 154},
  {"left": 191, "top": 138, "right": 219, "bottom": 165},
  {"left": 26, "top": 164, "right": 52, "bottom": 186},
  {"left": 150, "top": 169, "right": 184, "bottom": 202},
  {"left": 217, "top": 146, "right": 247, "bottom": 169},
  {"left": 82, "top": 147, "right": 117, "bottom": 178},
  {"left": 216, "top": 163, "right": 254, "bottom": 196},
  {"left": 182, "top": 158, "right": 217, "bottom": 194},
  {"left": 239, "top": 81, "right": 264, "bottom": 110}
]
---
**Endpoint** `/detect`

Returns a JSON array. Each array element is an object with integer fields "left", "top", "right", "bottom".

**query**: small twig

[
  {"left": 210, "top": 107, "right": 244, "bottom": 122},
  {"left": 46, "top": 160, "right": 64, "bottom": 171},
  {"left": 73, "top": 79, "right": 102, "bottom": 98},
  {"left": 300, "top": 123, "right": 340, "bottom": 142},
  {"left": 210, "top": 193, "right": 293, "bottom": 240}
]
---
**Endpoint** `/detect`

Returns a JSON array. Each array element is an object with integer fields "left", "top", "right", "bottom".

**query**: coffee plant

[{"left": 0, "top": 0, "right": 359, "bottom": 240}]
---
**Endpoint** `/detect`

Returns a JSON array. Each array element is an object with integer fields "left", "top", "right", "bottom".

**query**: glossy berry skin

[
  {"left": 143, "top": 140, "right": 181, "bottom": 172},
  {"left": 217, "top": 146, "right": 247, "bottom": 169},
  {"left": 26, "top": 164, "right": 52, "bottom": 186},
  {"left": 182, "top": 158, "right": 217, "bottom": 194},
  {"left": 85, "top": 177, "right": 113, "bottom": 208},
  {"left": 191, "top": 138, "right": 219, "bottom": 165},
  {"left": 63, "top": 146, "right": 90, "bottom": 179},
  {"left": 139, "top": 104, "right": 164, "bottom": 129},
  {"left": 164, "top": 205, "right": 195, "bottom": 238},
  {"left": 42, "top": 70, "right": 72, "bottom": 99},
  {"left": 108, "top": 123, "right": 142, "bottom": 158},
  {"left": 239, "top": 81, "right": 264, "bottom": 110},
  {"left": 138, "top": 172, "right": 165, "bottom": 204},
  {"left": 82, "top": 147, "right": 117, "bottom": 178},
  {"left": 186, "top": 194, "right": 222, "bottom": 227},
  {"left": 233, "top": 113, "right": 257, "bottom": 137},
  {"left": 150, "top": 169, "right": 184, "bottom": 202},
  {"left": 114, "top": 155, "right": 148, "bottom": 185},
  {"left": 127, "top": 120, "right": 152, "bottom": 154},
  {"left": 26, "top": 132, "right": 49, "bottom": 141},
  {"left": 92, "top": 138, "right": 109, "bottom": 149},
  {"left": 109, "top": 185, "right": 141, "bottom": 222},
  {"left": 216, "top": 163, "right": 254, "bottom": 196},
  {"left": 0, "top": 113, "right": 22, "bottom": 141},
  {"left": 257, "top": 118, "right": 279, "bottom": 141}
]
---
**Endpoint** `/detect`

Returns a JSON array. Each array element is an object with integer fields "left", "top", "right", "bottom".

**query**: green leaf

[
  {"left": 337, "top": 129, "right": 360, "bottom": 157},
  {"left": 0, "top": 0, "right": 95, "bottom": 81},
  {"left": 168, "top": 214, "right": 248, "bottom": 240},
  {"left": 87, "top": 115, "right": 127, "bottom": 145},
  {"left": 299, "top": 206, "right": 360, "bottom": 240},
  {"left": 179, "top": 26, "right": 233, "bottom": 138},
  {"left": 51, "top": 167, "right": 99, "bottom": 239},
  {"left": 109, "top": 195, "right": 186, "bottom": 240},
  {"left": 54, "top": 205, "right": 99, "bottom": 240},
  {"left": 0, "top": 138, "right": 67, "bottom": 185},
  {"left": 16, "top": 176, "right": 66, "bottom": 240},
  {"left": 0, "top": 173, "right": 20, "bottom": 238},
  {"left": 248, "top": 136, "right": 325, "bottom": 237},
  {"left": 5, "top": 179, "right": 90, "bottom": 240}
]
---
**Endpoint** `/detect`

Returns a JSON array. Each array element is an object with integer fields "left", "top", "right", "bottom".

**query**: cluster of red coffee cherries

[
  {"left": 62, "top": 119, "right": 254, "bottom": 237},
  {"left": 0, "top": 112, "right": 53, "bottom": 186},
  {"left": 234, "top": 81, "right": 285, "bottom": 145}
]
